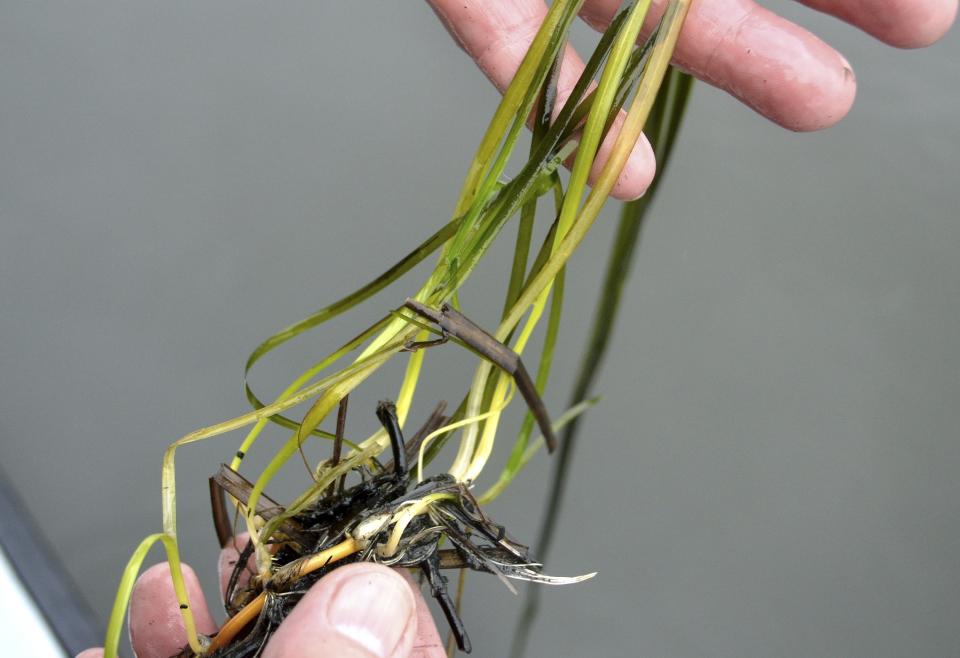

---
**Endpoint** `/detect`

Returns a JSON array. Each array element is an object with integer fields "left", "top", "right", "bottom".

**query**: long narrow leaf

[{"left": 510, "top": 65, "right": 694, "bottom": 658}]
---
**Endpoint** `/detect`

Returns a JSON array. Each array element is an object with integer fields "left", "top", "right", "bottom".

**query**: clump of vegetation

[{"left": 102, "top": 1, "right": 693, "bottom": 655}]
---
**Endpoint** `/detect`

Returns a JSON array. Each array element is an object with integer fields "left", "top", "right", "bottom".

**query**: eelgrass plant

[{"left": 102, "top": 1, "right": 692, "bottom": 656}]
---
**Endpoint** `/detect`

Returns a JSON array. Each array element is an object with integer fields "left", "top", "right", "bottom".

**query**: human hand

[
  {"left": 427, "top": 0, "right": 957, "bottom": 200},
  {"left": 76, "top": 536, "right": 446, "bottom": 658}
]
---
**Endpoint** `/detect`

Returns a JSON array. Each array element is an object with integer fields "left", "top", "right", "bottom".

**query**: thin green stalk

[
  {"left": 480, "top": 268, "right": 565, "bottom": 501},
  {"left": 502, "top": 58, "right": 557, "bottom": 317},
  {"left": 445, "top": 0, "right": 583, "bottom": 261},
  {"left": 103, "top": 534, "right": 200, "bottom": 657},
  {"left": 553, "top": 0, "right": 654, "bottom": 241},
  {"left": 479, "top": 397, "right": 598, "bottom": 504},
  {"left": 243, "top": 219, "right": 458, "bottom": 430},
  {"left": 509, "top": 66, "right": 694, "bottom": 658},
  {"left": 453, "top": 0, "right": 656, "bottom": 481},
  {"left": 448, "top": 0, "right": 582, "bottom": 220},
  {"left": 236, "top": 318, "right": 388, "bottom": 464}
]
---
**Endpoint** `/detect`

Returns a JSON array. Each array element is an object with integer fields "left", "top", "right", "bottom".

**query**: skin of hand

[
  {"left": 426, "top": 0, "right": 957, "bottom": 200},
  {"left": 76, "top": 535, "right": 446, "bottom": 658}
]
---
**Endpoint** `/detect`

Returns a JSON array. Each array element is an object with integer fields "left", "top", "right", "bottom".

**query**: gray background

[{"left": 1, "top": 3, "right": 958, "bottom": 657}]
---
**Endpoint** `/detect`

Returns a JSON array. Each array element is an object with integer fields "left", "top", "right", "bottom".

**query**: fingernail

[
  {"left": 325, "top": 569, "right": 415, "bottom": 658},
  {"left": 837, "top": 52, "right": 856, "bottom": 84}
]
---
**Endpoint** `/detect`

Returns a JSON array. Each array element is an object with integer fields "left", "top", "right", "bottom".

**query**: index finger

[{"left": 427, "top": 0, "right": 657, "bottom": 200}]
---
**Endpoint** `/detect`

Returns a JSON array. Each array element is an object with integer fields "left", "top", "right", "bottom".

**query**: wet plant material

[
  {"left": 101, "top": 2, "right": 693, "bottom": 657},
  {"left": 204, "top": 402, "right": 590, "bottom": 657}
]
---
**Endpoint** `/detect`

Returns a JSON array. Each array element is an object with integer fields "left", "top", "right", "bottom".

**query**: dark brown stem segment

[
  {"left": 376, "top": 400, "right": 408, "bottom": 481},
  {"left": 423, "top": 551, "right": 471, "bottom": 654},
  {"left": 210, "top": 464, "right": 306, "bottom": 546},
  {"left": 330, "top": 395, "right": 349, "bottom": 495},
  {"left": 383, "top": 400, "right": 449, "bottom": 473},
  {"left": 209, "top": 475, "right": 234, "bottom": 549},
  {"left": 403, "top": 300, "right": 558, "bottom": 453}
]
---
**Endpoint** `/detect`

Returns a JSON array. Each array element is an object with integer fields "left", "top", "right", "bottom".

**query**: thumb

[{"left": 263, "top": 563, "right": 441, "bottom": 658}]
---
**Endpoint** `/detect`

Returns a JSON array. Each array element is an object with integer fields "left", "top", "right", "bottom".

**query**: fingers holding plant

[
  {"left": 428, "top": 0, "right": 956, "bottom": 191},
  {"left": 427, "top": 0, "right": 657, "bottom": 200},
  {"left": 77, "top": 550, "right": 445, "bottom": 658},
  {"left": 581, "top": 0, "right": 858, "bottom": 131}
]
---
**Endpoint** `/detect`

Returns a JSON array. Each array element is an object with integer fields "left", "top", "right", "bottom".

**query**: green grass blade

[
  {"left": 502, "top": 45, "right": 560, "bottom": 316},
  {"left": 510, "top": 66, "right": 694, "bottom": 658},
  {"left": 240, "top": 316, "right": 389, "bottom": 451},
  {"left": 243, "top": 219, "right": 457, "bottom": 418},
  {"left": 103, "top": 533, "right": 201, "bottom": 658},
  {"left": 445, "top": 0, "right": 583, "bottom": 260},
  {"left": 448, "top": 0, "right": 582, "bottom": 216},
  {"left": 483, "top": 267, "right": 565, "bottom": 498},
  {"left": 478, "top": 396, "right": 598, "bottom": 504}
]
